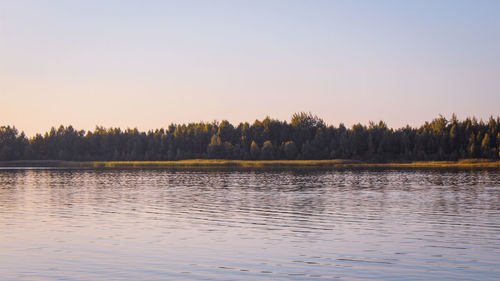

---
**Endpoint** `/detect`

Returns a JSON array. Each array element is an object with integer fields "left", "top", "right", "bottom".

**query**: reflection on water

[{"left": 0, "top": 168, "right": 499, "bottom": 280}]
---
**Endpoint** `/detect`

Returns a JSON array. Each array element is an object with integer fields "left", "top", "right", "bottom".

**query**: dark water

[{"left": 0, "top": 168, "right": 499, "bottom": 280}]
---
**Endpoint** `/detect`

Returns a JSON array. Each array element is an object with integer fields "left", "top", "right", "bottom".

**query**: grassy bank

[
  {"left": 343, "top": 159, "right": 500, "bottom": 168},
  {"left": 91, "top": 159, "right": 359, "bottom": 168},
  {"left": 1, "top": 159, "right": 499, "bottom": 169}
]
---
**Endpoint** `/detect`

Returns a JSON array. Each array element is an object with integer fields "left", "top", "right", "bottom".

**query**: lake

[{"left": 0, "top": 168, "right": 499, "bottom": 280}]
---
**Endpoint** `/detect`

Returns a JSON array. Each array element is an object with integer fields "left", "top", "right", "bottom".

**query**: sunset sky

[{"left": 1, "top": 0, "right": 499, "bottom": 136}]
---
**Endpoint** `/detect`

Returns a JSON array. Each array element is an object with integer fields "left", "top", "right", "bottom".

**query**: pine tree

[{"left": 250, "top": 141, "right": 260, "bottom": 160}]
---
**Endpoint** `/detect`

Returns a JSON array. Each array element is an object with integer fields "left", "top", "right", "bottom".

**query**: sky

[{"left": 1, "top": 0, "right": 499, "bottom": 136}]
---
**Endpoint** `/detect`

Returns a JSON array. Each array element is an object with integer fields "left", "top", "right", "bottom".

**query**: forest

[{"left": 1, "top": 113, "right": 499, "bottom": 162}]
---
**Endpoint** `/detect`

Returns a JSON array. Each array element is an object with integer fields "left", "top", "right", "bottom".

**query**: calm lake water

[{"left": 0, "top": 168, "right": 499, "bottom": 280}]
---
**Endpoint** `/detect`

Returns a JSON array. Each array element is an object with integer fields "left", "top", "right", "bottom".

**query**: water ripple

[{"left": 0, "top": 168, "right": 499, "bottom": 280}]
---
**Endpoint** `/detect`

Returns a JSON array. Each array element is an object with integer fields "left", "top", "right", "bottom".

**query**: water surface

[{"left": 1, "top": 168, "right": 499, "bottom": 280}]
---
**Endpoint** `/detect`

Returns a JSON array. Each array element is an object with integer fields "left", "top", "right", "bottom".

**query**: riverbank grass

[
  {"left": 88, "top": 159, "right": 500, "bottom": 168},
  {"left": 1, "top": 159, "right": 499, "bottom": 168}
]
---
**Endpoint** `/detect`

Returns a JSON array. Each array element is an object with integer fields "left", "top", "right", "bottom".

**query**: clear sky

[{"left": 1, "top": 0, "right": 499, "bottom": 136}]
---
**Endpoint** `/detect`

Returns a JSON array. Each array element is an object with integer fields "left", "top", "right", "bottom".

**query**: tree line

[{"left": 1, "top": 113, "right": 499, "bottom": 162}]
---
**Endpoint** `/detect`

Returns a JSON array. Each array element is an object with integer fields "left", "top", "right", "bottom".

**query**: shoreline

[{"left": 0, "top": 159, "right": 499, "bottom": 169}]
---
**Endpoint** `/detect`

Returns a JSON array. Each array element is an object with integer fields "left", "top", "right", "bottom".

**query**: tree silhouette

[{"left": 0, "top": 113, "right": 499, "bottom": 161}]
